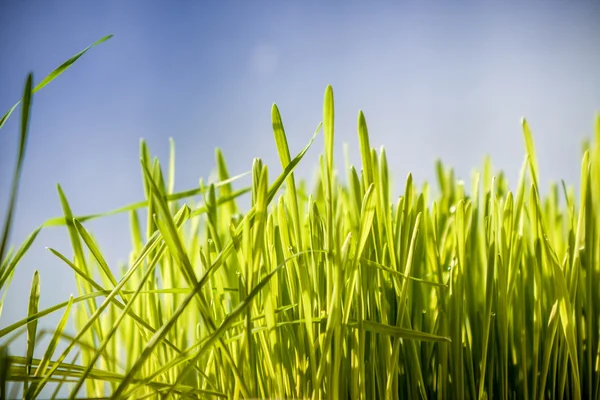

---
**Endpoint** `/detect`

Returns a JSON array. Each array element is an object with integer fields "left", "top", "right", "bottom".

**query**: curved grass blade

[
  {"left": 346, "top": 320, "right": 451, "bottom": 343},
  {"left": 522, "top": 118, "right": 540, "bottom": 189},
  {"left": 109, "top": 127, "right": 321, "bottom": 399},
  {"left": 43, "top": 173, "right": 250, "bottom": 227},
  {"left": 144, "top": 251, "right": 302, "bottom": 399},
  {"left": 0, "top": 35, "right": 113, "bottom": 130},
  {"left": 72, "top": 219, "right": 118, "bottom": 287}
]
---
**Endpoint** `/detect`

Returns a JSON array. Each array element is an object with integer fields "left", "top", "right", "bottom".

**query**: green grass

[{"left": 2, "top": 37, "right": 600, "bottom": 400}]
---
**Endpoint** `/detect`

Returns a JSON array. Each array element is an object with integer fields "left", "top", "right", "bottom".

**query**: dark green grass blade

[
  {"left": 0, "top": 347, "right": 10, "bottom": 400},
  {"left": 0, "top": 74, "right": 33, "bottom": 270}
]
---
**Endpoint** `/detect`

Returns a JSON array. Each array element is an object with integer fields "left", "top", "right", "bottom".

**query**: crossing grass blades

[{"left": 1, "top": 37, "right": 600, "bottom": 399}]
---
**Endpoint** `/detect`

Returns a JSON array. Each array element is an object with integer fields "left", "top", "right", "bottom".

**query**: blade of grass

[
  {"left": 0, "top": 35, "right": 113, "bottom": 130},
  {"left": 23, "top": 271, "right": 40, "bottom": 397},
  {"left": 0, "top": 74, "right": 33, "bottom": 270}
]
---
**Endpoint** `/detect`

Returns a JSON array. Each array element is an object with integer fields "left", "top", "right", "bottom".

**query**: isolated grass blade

[
  {"left": 323, "top": 85, "right": 334, "bottom": 173},
  {"left": 522, "top": 118, "right": 540, "bottom": 190},
  {"left": 358, "top": 111, "right": 374, "bottom": 186},
  {"left": 0, "top": 35, "right": 113, "bottom": 130},
  {"left": 0, "top": 74, "right": 33, "bottom": 270}
]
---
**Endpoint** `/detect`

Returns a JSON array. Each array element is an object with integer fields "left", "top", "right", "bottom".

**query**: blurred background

[{"left": 1, "top": 0, "right": 599, "bottom": 356}]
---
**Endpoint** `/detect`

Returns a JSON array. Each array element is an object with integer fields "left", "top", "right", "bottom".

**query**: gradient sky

[{"left": 1, "top": 0, "right": 599, "bottom": 387}]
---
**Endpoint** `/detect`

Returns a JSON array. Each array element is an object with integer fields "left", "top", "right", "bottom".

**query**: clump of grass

[{"left": 1, "top": 39, "right": 600, "bottom": 400}]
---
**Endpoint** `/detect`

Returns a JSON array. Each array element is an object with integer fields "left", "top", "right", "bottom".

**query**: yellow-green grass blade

[
  {"left": 360, "top": 257, "right": 447, "bottom": 288},
  {"left": 43, "top": 172, "right": 250, "bottom": 227},
  {"left": 358, "top": 111, "right": 374, "bottom": 186},
  {"left": 271, "top": 103, "right": 317, "bottom": 386},
  {"left": 0, "top": 226, "right": 41, "bottom": 294},
  {"left": 215, "top": 148, "right": 239, "bottom": 218},
  {"left": 158, "top": 252, "right": 317, "bottom": 399},
  {"left": 8, "top": 355, "right": 225, "bottom": 398},
  {"left": 112, "top": 246, "right": 293, "bottom": 399},
  {"left": 2, "top": 82, "right": 598, "bottom": 399},
  {"left": 28, "top": 207, "right": 189, "bottom": 396},
  {"left": 73, "top": 219, "right": 118, "bottom": 288},
  {"left": 342, "top": 184, "right": 377, "bottom": 324},
  {"left": 110, "top": 128, "right": 320, "bottom": 399},
  {"left": 0, "top": 35, "right": 112, "bottom": 130},
  {"left": 323, "top": 85, "right": 334, "bottom": 174},
  {"left": 386, "top": 212, "right": 422, "bottom": 398},
  {"left": 66, "top": 209, "right": 191, "bottom": 399},
  {"left": 144, "top": 163, "right": 251, "bottom": 394},
  {"left": 25, "top": 295, "right": 74, "bottom": 399},
  {"left": 478, "top": 241, "right": 496, "bottom": 400},
  {"left": 141, "top": 162, "right": 197, "bottom": 286},
  {"left": 522, "top": 118, "right": 540, "bottom": 190},
  {"left": 347, "top": 320, "right": 451, "bottom": 343},
  {"left": 0, "top": 268, "right": 15, "bottom": 320},
  {"left": 545, "top": 236, "right": 582, "bottom": 400}
]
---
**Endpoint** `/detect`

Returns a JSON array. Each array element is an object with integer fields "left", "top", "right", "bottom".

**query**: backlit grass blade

[
  {"left": 323, "top": 85, "right": 334, "bottom": 174},
  {"left": 109, "top": 128, "right": 320, "bottom": 399},
  {"left": 358, "top": 111, "right": 374, "bottom": 186},
  {"left": 111, "top": 247, "right": 290, "bottom": 399},
  {"left": 215, "top": 148, "right": 239, "bottom": 216},
  {"left": 28, "top": 208, "right": 190, "bottom": 397},
  {"left": 478, "top": 241, "right": 496, "bottom": 400},
  {"left": 43, "top": 172, "right": 250, "bottom": 226},
  {"left": 25, "top": 295, "right": 74, "bottom": 399},
  {"left": 1, "top": 81, "right": 598, "bottom": 399},
  {"left": 23, "top": 270, "right": 40, "bottom": 396},
  {"left": 66, "top": 210, "right": 191, "bottom": 398},
  {"left": 272, "top": 103, "right": 317, "bottom": 386},
  {"left": 73, "top": 219, "right": 118, "bottom": 288},
  {"left": 348, "top": 320, "right": 451, "bottom": 342},
  {"left": 0, "top": 35, "right": 113, "bottom": 130}
]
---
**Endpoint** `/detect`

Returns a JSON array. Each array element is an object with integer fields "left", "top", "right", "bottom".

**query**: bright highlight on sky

[{"left": 1, "top": 1, "right": 599, "bottom": 350}]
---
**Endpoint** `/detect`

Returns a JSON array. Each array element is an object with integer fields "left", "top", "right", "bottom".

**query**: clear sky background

[{"left": 1, "top": 0, "right": 599, "bottom": 379}]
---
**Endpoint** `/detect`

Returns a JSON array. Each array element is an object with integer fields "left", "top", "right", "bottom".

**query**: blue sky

[{"left": 1, "top": 0, "right": 599, "bottom": 381}]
